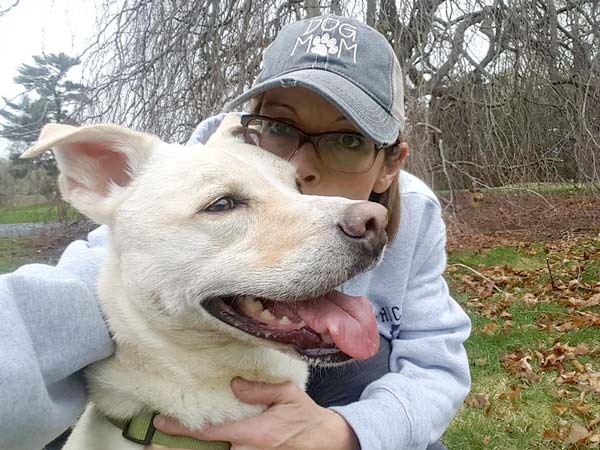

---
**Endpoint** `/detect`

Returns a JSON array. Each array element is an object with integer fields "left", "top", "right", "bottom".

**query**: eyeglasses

[{"left": 240, "top": 114, "right": 384, "bottom": 173}]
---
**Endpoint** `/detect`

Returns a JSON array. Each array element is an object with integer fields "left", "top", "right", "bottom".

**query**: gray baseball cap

[{"left": 226, "top": 15, "right": 405, "bottom": 148}]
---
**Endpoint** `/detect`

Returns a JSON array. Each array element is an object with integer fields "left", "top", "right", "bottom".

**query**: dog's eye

[{"left": 206, "top": 197, "right": 237, "bottom": 212}]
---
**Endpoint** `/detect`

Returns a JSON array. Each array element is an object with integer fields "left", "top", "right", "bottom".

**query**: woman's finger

[
  {"left": 153, "top": 413, "right": 272, "bottom": 446},
  {"left": 230, "top": 378, "right": 304, "bottom": 406}
]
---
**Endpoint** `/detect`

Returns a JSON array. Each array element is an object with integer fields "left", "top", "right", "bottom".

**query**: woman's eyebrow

[
  {"left": 262, "top": 102, "right": 299, "bottom": 116},
  {"left": 331, "top": 115, "right": 351, "bottom": 124},
  {"left": 263, "top": 101, "right": 352, "bottom": 126}
]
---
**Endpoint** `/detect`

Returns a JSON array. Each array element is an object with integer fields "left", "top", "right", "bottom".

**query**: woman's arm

[
  {"left": 331, "top": 194, "right": 471, "bottom": 450},
  {"left": 0, "top": 226, "right": 114, "bottom": 450},
  {"left": 186, "top": 112, "right": 228, "bottom": 146}
]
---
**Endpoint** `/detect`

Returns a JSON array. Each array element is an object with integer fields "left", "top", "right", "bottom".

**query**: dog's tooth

[
  {"left": 279, "top": 316, "right": 292, "bottom": 325},
  {"left": 247, "top": 297, "right": 264, "bottom": 313},
  {"left": 260, "top": 309, "right": 276, "bottom": 322},
  {"left": 238, "top": 295, "right": 263, "bottom": 316},
  {"left": 238, "top": 296, "right": 264, "bottom": 315}
]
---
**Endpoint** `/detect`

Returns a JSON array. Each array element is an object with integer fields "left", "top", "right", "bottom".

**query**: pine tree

[{"left": 0, "top": 52, "right": 85, "bottom": 171}]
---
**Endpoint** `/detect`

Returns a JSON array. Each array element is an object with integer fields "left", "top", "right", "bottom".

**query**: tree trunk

[
  {"left": 366, "top": 0, "right": 376, "bottom": 26},
  {"left": 304, "top": 0, "right": 321, "bottom": 18},
  {"left": 331, "top": 0, "right": 342, "bottom": 15}
]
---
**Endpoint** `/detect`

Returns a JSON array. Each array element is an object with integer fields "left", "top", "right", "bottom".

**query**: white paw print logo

[{"left": 310, "top": 33, "right": 339, "bottom": 57}]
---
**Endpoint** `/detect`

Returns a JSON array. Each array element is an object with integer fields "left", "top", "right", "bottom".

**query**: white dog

[{"left": 23, "top": 114, "right": 387, "bottom": 449}]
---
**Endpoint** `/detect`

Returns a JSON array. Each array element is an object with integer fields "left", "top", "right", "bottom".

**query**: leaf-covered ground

[{"left": 444, "top": 235, "right": 600, "bottom": 449}]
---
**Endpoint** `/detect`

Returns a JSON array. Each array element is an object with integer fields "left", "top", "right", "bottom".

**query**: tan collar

[{"left": 107, "top": 412, "right": 231, "bottom": 449}]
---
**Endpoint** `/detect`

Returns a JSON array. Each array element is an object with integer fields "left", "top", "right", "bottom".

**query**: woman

[
  {"left": 146, "top": 14, "right": 471, "bottom": 450},
  {"left": 0, "top": 14, "right": 470, "bottom": 450}
]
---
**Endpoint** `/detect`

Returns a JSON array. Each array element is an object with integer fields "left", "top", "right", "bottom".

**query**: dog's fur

[{"left": 23, "top": 114, "right": 386, "bottom": 449}]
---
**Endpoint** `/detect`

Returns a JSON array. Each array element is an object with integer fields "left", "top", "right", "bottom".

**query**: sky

[{"left": 0, "top": 0, "right": 97, "bottom": 158}]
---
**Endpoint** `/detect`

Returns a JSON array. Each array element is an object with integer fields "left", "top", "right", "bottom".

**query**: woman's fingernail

[
  {"left": 153, "top": 415, "right": 166, "bottom": 428},
  {"left": 232, "top": 377, "right": 252, "bottom": 389}
]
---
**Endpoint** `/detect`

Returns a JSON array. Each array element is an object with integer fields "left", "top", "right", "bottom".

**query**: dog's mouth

[{"left": 202, "top": 291, "right": 379, "bottom": 362}]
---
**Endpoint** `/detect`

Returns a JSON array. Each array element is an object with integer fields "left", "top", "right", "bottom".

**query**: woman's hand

[{"left": 152, "top": 378, "right": 360, "bottom": 450}]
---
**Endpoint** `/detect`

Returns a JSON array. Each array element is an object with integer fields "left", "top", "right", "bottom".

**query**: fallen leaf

[{"left": 565, "top": 422, "right": 591, "bottom": 445}]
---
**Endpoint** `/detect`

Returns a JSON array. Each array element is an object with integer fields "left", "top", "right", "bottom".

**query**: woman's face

[{"left": 259, "top": 87, "right": 405, "bottom": 200}]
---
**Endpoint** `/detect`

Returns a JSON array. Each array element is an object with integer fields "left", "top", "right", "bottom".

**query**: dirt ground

[
  {"left": 444, "top": 191, "right": 600, "bottom": 251},
  {"left": 12, "top": 192, "right": 600, "bottom": 265},
  {"left": 28, "top": 221, "right": 96, "bottom": 262}
]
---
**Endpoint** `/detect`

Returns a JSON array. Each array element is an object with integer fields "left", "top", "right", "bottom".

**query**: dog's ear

[
  {"left": 21, "top": 123, "right": 160, "bottom": 224},
  {"left": 206, "top": 113, "right": 245, "bottom": 145}
]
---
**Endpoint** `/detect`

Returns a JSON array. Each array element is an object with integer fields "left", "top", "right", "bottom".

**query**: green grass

[
  {"left": 579, "top": 239, "right": 600, "bottom": 284},
  {"left": 501, "top": 181, "right": 599, "bottom": 194},
  {"left": 436, "top": 181, "right": 599, "bottom": 197},
  {"left": 0, "top": 237, "right": 45, "bottom": 273},
  {"left": 443, "top": 237, "right": 600, "bottom": 450},
  {"left": 0, "top": 203, "right": 80, "bottom": 224},
  {"left": 448, "top": 245, "right": 547, "bottom": 271},
  {"left": 447, "top": 373, "right": 566, "bottom": 450}
]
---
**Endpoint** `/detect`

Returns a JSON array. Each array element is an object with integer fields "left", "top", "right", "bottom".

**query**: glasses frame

[{"left": 240, "top": 114, "right": 394, "bottom": 174}]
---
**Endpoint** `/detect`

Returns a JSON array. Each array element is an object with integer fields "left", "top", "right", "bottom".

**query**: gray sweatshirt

[{"left": 0, "top": 115, "right": 471, "bottom": 450}]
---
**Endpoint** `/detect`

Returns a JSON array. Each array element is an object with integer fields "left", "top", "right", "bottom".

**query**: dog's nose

[{"left": 338, "top": 201, "right": 388, "bottom": 246}]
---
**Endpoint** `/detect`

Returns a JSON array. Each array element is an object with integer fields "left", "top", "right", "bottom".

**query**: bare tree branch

[
  {"left": 366, "top": 0, "right": 376, "bottom": 27},
  {"left": 0, "top": 0, "right": 19, "bottom": 17},
  {"left": 304, "top": 0, "right": 321, "bottom": 17},
  {"left": 330, "top": 0, "right": 342, "bottom": 15},
  {"left": 76, "top": 0, "right": 600, "bottom": 200}
]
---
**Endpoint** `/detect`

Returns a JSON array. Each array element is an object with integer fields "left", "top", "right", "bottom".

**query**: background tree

[
  {"left": 78, "top": 0, "right": 599, "bottom": 201},
  {"left": 0, "top": 0, "right": 19, "bottom": 18},
  {"left": 0, "top": 52, "right": 85, "bottom": 173}
]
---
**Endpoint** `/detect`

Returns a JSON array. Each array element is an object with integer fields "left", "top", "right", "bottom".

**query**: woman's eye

[
  {"left": 206, "top": 197, "right": 236, "bottom": 212},
  {"left": 269, "top": 122, "right": 294, "bottom": 136},
  {"left": 338, "top": 134, "right": 363, "bottom": 148}
]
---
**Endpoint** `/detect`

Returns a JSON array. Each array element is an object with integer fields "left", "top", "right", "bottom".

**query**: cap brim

[{"left": 225, "top": 69, "right": 401, "bottom": 147}]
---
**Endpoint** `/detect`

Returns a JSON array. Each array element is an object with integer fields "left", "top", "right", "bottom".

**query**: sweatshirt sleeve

[
  {"left": 0, "top": 225, "right": 115, "bottom": 450},
  {"left": 186, "top": 112, "right": 228, "bottom": 146},
  {"left": 331, "top": 197, "right": 471, "bottom": 450}
]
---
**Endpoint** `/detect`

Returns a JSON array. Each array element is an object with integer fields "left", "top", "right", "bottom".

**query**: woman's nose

[{"left": 289, "top": 141, "right": 321, "bottom": 186}]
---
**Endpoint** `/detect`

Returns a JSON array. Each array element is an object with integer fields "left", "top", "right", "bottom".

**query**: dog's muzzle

[{"left": 202, "top": 291, "right": 380, "bottom": 362}]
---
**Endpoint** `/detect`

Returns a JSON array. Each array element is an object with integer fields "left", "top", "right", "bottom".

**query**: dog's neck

[{"left": 87, "top": 258, "right": 308, "bottom": 430}]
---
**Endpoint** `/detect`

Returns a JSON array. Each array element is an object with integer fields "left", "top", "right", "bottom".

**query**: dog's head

[{"left": 23, "top": 114, "right": 388, "bottom": 363}]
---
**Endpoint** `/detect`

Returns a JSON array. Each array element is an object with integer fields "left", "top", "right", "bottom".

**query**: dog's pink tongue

[{"left": 296, "top": 291, "right": 379, "bottom": 360}]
